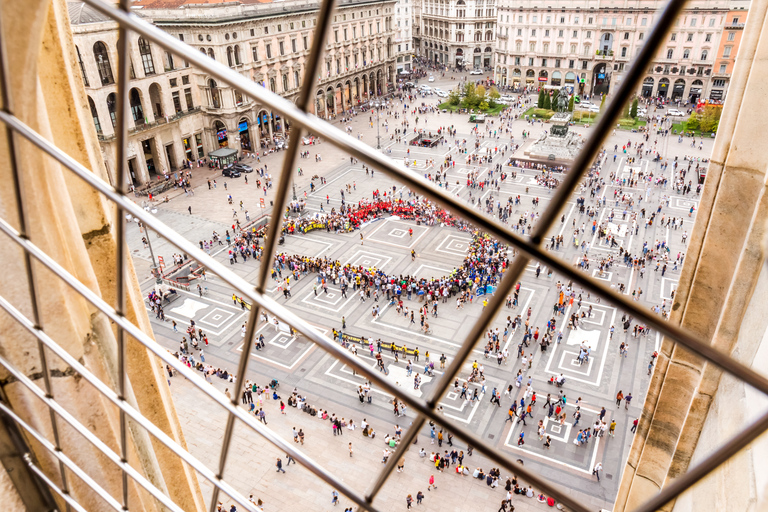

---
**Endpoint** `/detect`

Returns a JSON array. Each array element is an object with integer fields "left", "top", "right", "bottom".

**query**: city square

[{"left": 128, "top": 73, "right": 711, "bottom": 511}]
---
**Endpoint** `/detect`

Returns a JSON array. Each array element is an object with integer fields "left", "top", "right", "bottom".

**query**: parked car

[
  {"left": 577, "top": 102, "right": 595, "bottom": 110},
  {"left": 587, "top": 105, "right": 601, "bottom": 113},
  {"left": 302, "top": 136, "right": 316, "bottom": 145},
  {"left": 469, "top": 70, "right": 482, "bottom": 75},
  {"left": 469, "top": 114, "right": 486, "bottom": 123},
  {"left": 405, "top": 82, "right": 415, "bottom": 88},
  {"left": 667, "top": 109, "right": 685, "bottom": 116},
  {"left": 436, "top": 91, "right": 448, "bottom": 98},
  {"left": 428, "top": 76, "right": 435, "bottom": 82},
  {"left": 222, "top": 167, "right": 241, "bottom": 178},
  {"left": 232, "top": 163, "right": 253, "bottom": 173}
]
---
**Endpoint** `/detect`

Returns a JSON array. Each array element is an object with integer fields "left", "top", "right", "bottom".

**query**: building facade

[
  {"left": 394, "top": 0, "right": 414, "bottom": 72},
  {"left": 493, "top": 0, "right": 748, "bottom": 102},
  {"left": 414, "top": 0, "right": 497, "bottom": 70},
  {"left": 70, "top": 0, "right": 396, "bottom": 187}
]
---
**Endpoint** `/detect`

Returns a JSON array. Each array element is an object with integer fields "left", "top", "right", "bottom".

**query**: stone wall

[{"left": 615, "top": 1, "right": 768, "bottom": 510}]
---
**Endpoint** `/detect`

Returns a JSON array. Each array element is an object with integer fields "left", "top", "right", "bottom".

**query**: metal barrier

[{"left": 1, "top": 0, "right": 768, "bottom": 511}]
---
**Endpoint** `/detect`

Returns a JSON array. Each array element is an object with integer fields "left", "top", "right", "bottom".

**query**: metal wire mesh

[{"left": 0, "top": 0, "right": 767, "bottom": 511}]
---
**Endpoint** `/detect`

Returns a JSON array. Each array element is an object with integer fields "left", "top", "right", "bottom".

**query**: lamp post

[
  {"left": 375, "top": 103, "right": 382, "bottom": 149},
  {"left": 135, "top": 217, "right": 163, "bottom": 285},
  {"left": 292, "top": 181, "right": 297, "bottom": 201}
]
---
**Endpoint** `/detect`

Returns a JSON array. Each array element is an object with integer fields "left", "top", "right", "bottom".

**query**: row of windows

[
  {"left": 81, "top": 38, "right": 187, "bottom": 88},
  {"left": 498, "top": 13, "right": 722, "bottom": 28}
]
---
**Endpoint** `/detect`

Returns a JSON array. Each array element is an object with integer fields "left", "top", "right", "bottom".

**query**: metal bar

[
  {"left": 256, "top": 0, "right": 336, "bottom": 291},
  {"left": 66, "top": 0, "right": 768, "bottom": 417},
  {"left": 364, "top": 415, "right": 426, "bottom": 503},
  {"left": 210, "top": 1, "right": 338, "bottom": 508},
  {"left": 0, "top": 7, "right": 71, "bottom": 509},
  {"left": 23, "top": 454, "right": 89, "bottom": 512},
  {"left": 0, "top": 2, "right": 764, "bottom": 511},
  {"left": 3, "top": 99, "right": 768, "bottom": 512},
  {"left": 114, "top": 0, "right": 132, "bottom": 507},
  {"left": 0, "top": 216, "right": 382, "bottom": 512},
  {"left": 0, "top": 294, "right": 262, "bottom": 512},
  {"left": 0, "top": 401, "right": 131, "bottom": 512},
  {"left": 633, "top": 408, "right": 768, "bottom": 512}
]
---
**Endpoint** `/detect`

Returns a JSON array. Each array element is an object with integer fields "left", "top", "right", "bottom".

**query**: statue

[{"left": 555, "top": 86, "right": 570, "bottom": 112}]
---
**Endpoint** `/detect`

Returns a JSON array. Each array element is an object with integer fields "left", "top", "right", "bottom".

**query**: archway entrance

[
  {"left": 592, "top": 63, "right": 610, "bottom": 96},
  {"left": 238, "top": 118, "right": 251, "bottom": 151},
  {"left": 214, "top": 120, "right": 228, "bottom": 148},
  {"left": 673, "top": 79, "right": 686, "bottom": 101},
  {"left": 642, "top": 77, "right": 654, "bottom": 97},
  {"left": 657, "top": 78, "right": 670, "bottom": 98}
]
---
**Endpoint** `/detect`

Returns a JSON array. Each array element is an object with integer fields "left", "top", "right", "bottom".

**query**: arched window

[
  {"left": 207, "top": 48, "right": 215, "bottom": 61},
  {"left": 234, "top": 90, "right": 243, "bottom": 106},
  {"left": 93, "top": 41, "right": 114, "bottom": 85},
  {"left": 88, "top": 96, "right": 101, "bottom": 133},
  {"left": 701, "top": 50, "right": 708, "bottom": 60},
  {"left": 227, "top": 46, "right": 234, "bottom": 67},
  {"left": 138, "top": 37, "right": 155, "bottom": 75},
  {"left": 294, "top": 70, "right": 300, "bottom": 88},
  {"left": 106, "top": 93, "right": 117, "bottom": 128},
  {"left": 683, "top": 49, "right": 690, "bottom": 59},
  {"left": 234, "top": 45, "right": 241, "bottom": 65},
  {"left": 77, "top": 46, "right": 89, "bottom": 87},
  {"left": 282, "top": 74, "right": 289, "bottom": 91},
  {"left": 129, "top": 88, "right": 144, "bottom": 124},
  {"left": 269, "top": 77, "right": 276, "bottom": 92},
  {"left": 209, "top": 79, "right": 221, "bottom": 109}
]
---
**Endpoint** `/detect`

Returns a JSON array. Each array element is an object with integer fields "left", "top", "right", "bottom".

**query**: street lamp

[
  {"left": 375, "top": 102, "right": 382, "bottom": 149},
  {"left": 292, "top": 181, "right": 297, "bottom": 201},
  {"left": 135, "top": 216, "right": 163, "bottom": 285}
]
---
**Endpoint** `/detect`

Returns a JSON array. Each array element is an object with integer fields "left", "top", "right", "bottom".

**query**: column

[{"left": 0, "top": 0, "right": 205, "bottom": 510}]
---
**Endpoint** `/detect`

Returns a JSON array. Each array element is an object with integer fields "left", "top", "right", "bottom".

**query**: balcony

[
  {"left": 595, "top": 49, "right": 614, "bottom": 58},
  {"left": 725, "top": 22, "right": 745, "bottom": 30},
  {"left": 712, "top": 72, "right": 731, "bottom": 78},
  {"left": 496, "top": 31, "right": 508, "bottom": 39},
  {"left": 98, "top": 107, "right": 203, "bottom": 142}
]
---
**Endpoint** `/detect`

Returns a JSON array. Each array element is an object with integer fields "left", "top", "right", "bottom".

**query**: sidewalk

[{"left": 168, "top": 372, "right": 606, "bottom": 512}]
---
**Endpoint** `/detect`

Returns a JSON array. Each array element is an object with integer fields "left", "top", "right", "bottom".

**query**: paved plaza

[{"left": 129, "top": 72, "right": 713, "bottom": 511}]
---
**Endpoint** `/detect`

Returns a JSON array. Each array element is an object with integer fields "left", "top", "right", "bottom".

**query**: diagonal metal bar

[
  {"left": 0, "top": 214, "right": 383, "bottom": 512},
  {"left": 23, "top": 454, "right": 88, "bottom": 512},
  {"left": 211, "top": 2, "right": 339, "bottom": 507},
  {"left": 65, "top": 0, "right": 768, "bottom": 408},
  {"left": 0, "top": 294, "right": 263, "bottom": 512},
  {"left": 634, "top": 407, "right": 768, "bottom": 512},
  {"left": 0, "top": 110, "right": 592, "bottom": 512},
  {"left": 365, "top": 415, "right": 426, "bottom": 503},
  {"left": 256, "top": 0, "right": 337, "bottom": 291},
  {"left": 0, "top": 382, "right": 182, "bottom": 512},
  {"left": 0, "top": 7, "right": 71, "bottom": 509}
]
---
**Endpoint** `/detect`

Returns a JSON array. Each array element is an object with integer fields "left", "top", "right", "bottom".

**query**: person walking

[
  {"left": 406, "top": 495, "right": 413, "bottom": 509},
  {"left": 275, "top": 457, "right": 285, "bottom": 473},
  {"left": 349, "top": 442, "right": 353, "bottom": 457},
  {"left": 592, "top": 462, "right": 602, "bottom": 482},
  {"left": 427, "top": 474, "right": 436, "bottom": 491},
  {"left": 624, "top": 392, "right": 633, "bottom": 410},
  {"left": 616, "top": 390, "right": 624, "bottom": 407},
  {"left": 631, "top": 418, "right": 639, "bottom": 433}
]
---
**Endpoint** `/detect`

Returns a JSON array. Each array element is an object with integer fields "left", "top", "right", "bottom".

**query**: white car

[
  {"left": 436, "top": 91, "right": 448, "bottom": 98},
  {"left": 434, "top": 87, "right": 443, "bottom": 94},
  {"left": 428, "top": 76, "right": 435, "bottom": 82},
  {"left": 469, "top": 70, "right": 482, "bottom": 75},
  {"left": 577, "top": 102, "right": 594, "bottom": 110},
  {"left": 638, "top": 108, "right": 648, "bottom": 117},
  {"left": 667, "top": 109, "right": 685, "bottom": 116},
  {"left": 586, "top": 105, "right": 601, "bottom": 113}
]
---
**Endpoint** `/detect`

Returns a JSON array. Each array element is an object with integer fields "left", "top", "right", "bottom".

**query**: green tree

[
  {"left": 686, "top": 114, "right": 701, "bottom": 131},
  {"left": 538, "top": 89, "right": 545, "bottom": 108},
  {"left": 543, "top": 92, "right": 551, "bottom": 110},
  {"left": 489, "top": 86, "right": 501, "bottom": 100},
  {"left": 463, "top": 82, "right": 477, "bottom": 108},
  {"left": 630, "top": 98, "right": 639, "bottom": 119},
  {"left": 479, "top": 101, "right": 489, "bottom": 111},
  {"left": 476, "top": 84, "right": 486, "bottom": 98},
  {"left": 568, "top": 95, "right": 575, "bottom": 112},
  {"left": 699, "top": 106, "right": 722, "bottom": 132},
  {"left": 551, "top": 90, "right": 559, "bottom": 111},
  {"left": 599, "top": 94, "right": 607, "bottom": 112},
  {"left": 447, "top": 89, "right": 460, "bottom": 106}
]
